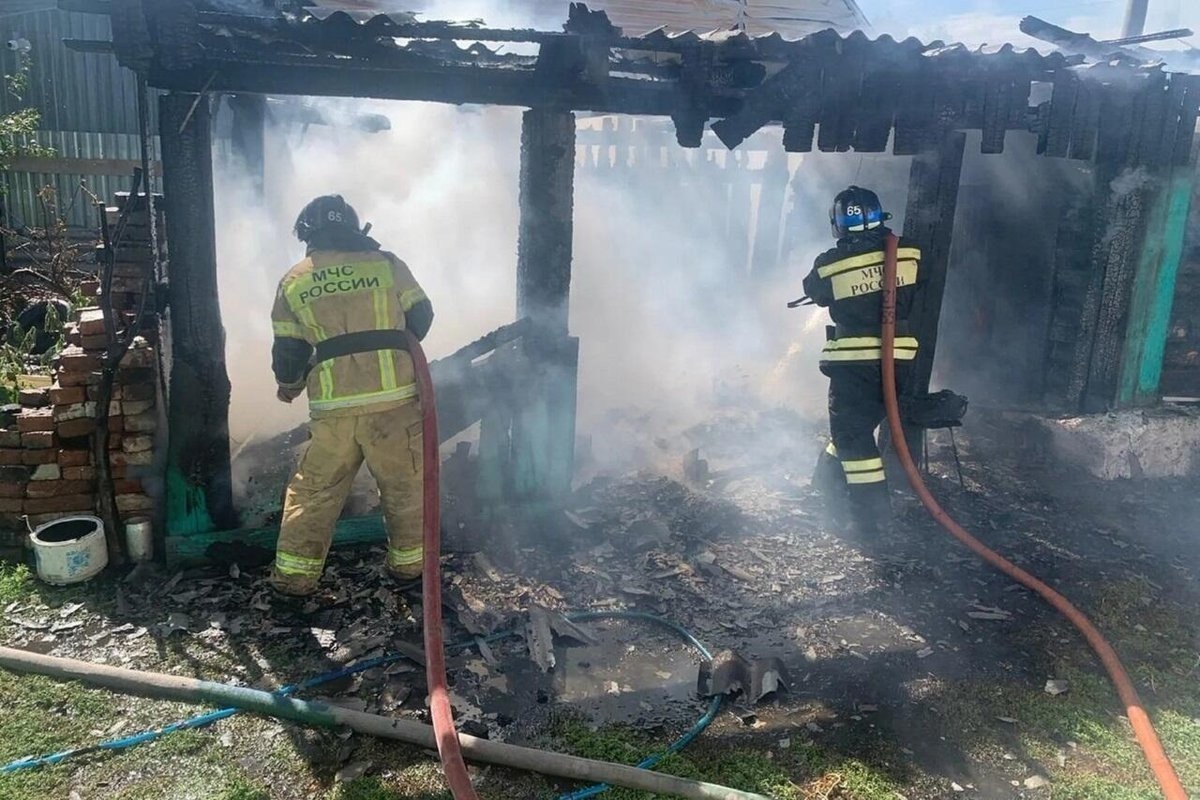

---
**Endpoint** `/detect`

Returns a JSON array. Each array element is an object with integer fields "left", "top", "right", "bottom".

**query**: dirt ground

[{"left": 2, "top": 406, "right": 1199, "bottom": 800}]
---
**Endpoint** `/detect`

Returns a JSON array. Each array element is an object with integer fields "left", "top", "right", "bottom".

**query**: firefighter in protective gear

[
  {"left": 802, "top": 186, "right": 923, "bottom": 534},
  {"left": 269, "top": 195, "right": 435, "bottom": 596}
]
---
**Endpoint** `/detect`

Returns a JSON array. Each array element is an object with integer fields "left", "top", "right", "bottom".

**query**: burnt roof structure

[
  {"left": 71, "top": 0, "right": 1200, "bottom": 166},
  {"left": 51, "top": 0, "right": 1200, "bottom": 555}
]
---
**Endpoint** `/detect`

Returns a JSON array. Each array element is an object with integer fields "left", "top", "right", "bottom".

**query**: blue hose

[{"left": 1, "top": 610, "right": 721, "bottom": 800}]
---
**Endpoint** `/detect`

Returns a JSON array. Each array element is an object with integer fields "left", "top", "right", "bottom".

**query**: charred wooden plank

[
  {"left": 1130, "top": 72, "right": 1168, "bottom": 168},
  {"left": 1095, "top": 84, "right": 1134, "bottom": 167},
  {"left": 1068, "top": 78, "right": 1100, "bottom": 160},
  {"left": 1173, "top": 76, "right": 1200, "bottom": 166},
  {"left": 1154, "top": 74, "right": 1188, "bottom": 167},
  {"left": 851, "top": 44, "right": 900, "bottom": 152},
  {"left": 980, "top": 75, "right": 1010, "bottom": 153},
  {"left": 893, "top": 60, "right": 937, "bottom": 156},
  {"left": 1070, "top": 166, "right": 1159, "bottom": 411},
  {"left": 823, "top": 33, "right": 867, "bottom": 152},
  {"left": 1040, "top": 71, "right": 1078, "bottom": 157}
]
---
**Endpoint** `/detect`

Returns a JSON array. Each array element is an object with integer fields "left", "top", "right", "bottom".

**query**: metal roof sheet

[{"left": 304, "top": 0, "right": 869, "bottom": 37}]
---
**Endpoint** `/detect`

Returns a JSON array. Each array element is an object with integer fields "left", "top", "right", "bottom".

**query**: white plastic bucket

[
  {"left": 124, "top": 517, "right": 153, "bottom": 563},
  {"left": 29, "top": 515, "right": 108, "bottom": 585}
]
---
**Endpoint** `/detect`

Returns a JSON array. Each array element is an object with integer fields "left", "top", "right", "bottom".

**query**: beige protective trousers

[{"left": 271, "top": 400, "right": 424, "bottom": 595}]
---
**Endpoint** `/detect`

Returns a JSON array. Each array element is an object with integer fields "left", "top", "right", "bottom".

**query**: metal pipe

[
  {"left": 0, "top": 646, "right": 768, "bottom": 800},
  {"left": 1122, "top": 0, "right": 1150, "bottom": 39}
]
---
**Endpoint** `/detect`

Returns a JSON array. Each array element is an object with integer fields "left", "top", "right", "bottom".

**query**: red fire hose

[
  {"left": 405, "top": 331, "right": 481, "bottom": 800},
  {"left": 880, "top": 234, "right": 1188, "bottom": 800}
]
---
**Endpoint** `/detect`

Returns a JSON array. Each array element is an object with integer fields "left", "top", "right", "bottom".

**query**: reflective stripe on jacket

[
  {"left": 803, "top": 231, "right": 923, "bottom": 367},
  {"left": 272, "top": 249, "right": 428, "bottom": 418}
]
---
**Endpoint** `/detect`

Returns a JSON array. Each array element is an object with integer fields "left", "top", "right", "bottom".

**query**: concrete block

[
  {"left": 122, "top": 435, "right": 154, "bottom": 454},
  {"left": 53, "top": 402, "right": 97, "bottom": 423},
  {"left": 30, "top": 464, "right": 61, "bottom": 481},
  {"left": 78, "top": 307, "right": 106, "bottom": 336},
  {"left": 20, "top": 431, "right": 56, "bottom": 450},
  {"left": 1036, "top": 408, "right": 1200, "bottom": 480}
]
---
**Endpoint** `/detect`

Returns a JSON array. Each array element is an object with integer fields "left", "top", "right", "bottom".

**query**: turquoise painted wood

[
  {"left": 1118, "top": 170, "right": 1195, "bottom": 406},
  {"left": 166, "top": 514, "right": 386, "bottom": 562}
]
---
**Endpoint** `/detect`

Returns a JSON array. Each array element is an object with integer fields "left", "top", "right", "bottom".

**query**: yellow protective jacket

[{"left": 271, "top": 248, "right": 430, "bottom": 418}]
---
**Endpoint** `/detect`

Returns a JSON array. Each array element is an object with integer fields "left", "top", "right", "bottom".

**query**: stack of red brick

[{"left": 0, "top": 193, "right": 161, "bottom": 535}]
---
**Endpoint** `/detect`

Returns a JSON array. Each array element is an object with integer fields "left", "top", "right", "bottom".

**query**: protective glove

[{"left": 276, "top": 383, "right": 304, "bottom": 404}]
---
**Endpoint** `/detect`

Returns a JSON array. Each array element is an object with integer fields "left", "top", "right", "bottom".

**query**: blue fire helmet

[{"left": 830, "top": 186, "right": 891, "bottom": 239}]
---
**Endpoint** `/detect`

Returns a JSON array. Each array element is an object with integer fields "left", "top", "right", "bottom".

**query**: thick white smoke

[{"left": 210, "top": 0, "right": 924, "bottom": 498}]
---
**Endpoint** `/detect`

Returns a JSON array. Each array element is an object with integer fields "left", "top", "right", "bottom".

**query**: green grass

[
  {"left": 0, "top": 562, "right": 31, "bottom": 604},
  {"left": 930, "top": 579, "right": 1200, "bottom": 799},
  {"left": 554, "top": 719, "right": 905, "bottom": 800},
  {"left": 217, "top": 778, "right": 272, "bottom": 800}
]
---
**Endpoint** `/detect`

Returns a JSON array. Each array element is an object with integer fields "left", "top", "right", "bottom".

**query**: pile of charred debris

[{"left": 3, "top": 405, "right": 1199, "bottom": 794}]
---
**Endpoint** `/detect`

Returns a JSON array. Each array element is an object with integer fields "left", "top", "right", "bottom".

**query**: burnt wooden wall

[{"left": 577, "top": 118, "right": 792, "bottom": 277}]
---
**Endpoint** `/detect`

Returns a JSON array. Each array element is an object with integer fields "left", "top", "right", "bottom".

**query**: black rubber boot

[
  {"left": 812, "top": 449, "right": 851, "bottom": 523},
  {"left": 847, "top": 481, "right": 893, "bottom": 537}
]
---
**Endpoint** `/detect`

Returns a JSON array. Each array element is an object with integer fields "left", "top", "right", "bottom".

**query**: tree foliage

[{"left": 0, "top": 52, "right": 49, "bottom": 172}]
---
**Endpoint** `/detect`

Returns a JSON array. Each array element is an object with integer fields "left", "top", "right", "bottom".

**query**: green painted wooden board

[
  {"left": 1118, "top": 171, "right": 1194, "bottom": 406},
  {"left": 165, "top": 514, "right": 386, "bottom": 562}
]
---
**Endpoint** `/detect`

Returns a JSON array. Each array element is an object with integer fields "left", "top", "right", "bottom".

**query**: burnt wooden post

[
  {"left": 1067, "top": 165, "right": 1159, "bottom": 412},
  {"left": 893, "top": 131, "right": 967, "bottom": 456},
  {"left": 228, "top": 93, "right": 267, "bottom": 198},
  {"left": 517, "top": 107, "right": 575, "bottom": 333},
  {"left": 903, "top": 132, "right": 967, "bottom": 400},
  {"left": 509, "top": 108, "right": 579, "bottom": 504},
  {"left": 159, "top": 92, "right": 237, "bottom": 535}
]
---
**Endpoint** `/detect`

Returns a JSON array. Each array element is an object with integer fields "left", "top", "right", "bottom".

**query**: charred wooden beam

[
  {"left": 902, "top": 132, "right": 967, "bottom": 427},
  {"left": 159, "top": 92, "right": 236, "bottom": 535},
  {"left": 147, "top": 62, "right": 725, "bottom": 120},
  {"left": 517, "top": 108, "right": 576, "bottom": 334}
]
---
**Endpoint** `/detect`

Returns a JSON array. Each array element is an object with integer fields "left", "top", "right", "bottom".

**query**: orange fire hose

[
  {"left": 406, "top": 330, "right": 481, "bottom": 800},
  {"left": 879, "top": 234, "right": 1188, "bottom": 800}
]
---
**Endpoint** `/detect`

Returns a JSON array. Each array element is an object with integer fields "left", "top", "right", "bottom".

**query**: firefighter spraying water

[{"left": 803, "top": 186, "right": 922, "bottom": 536}]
